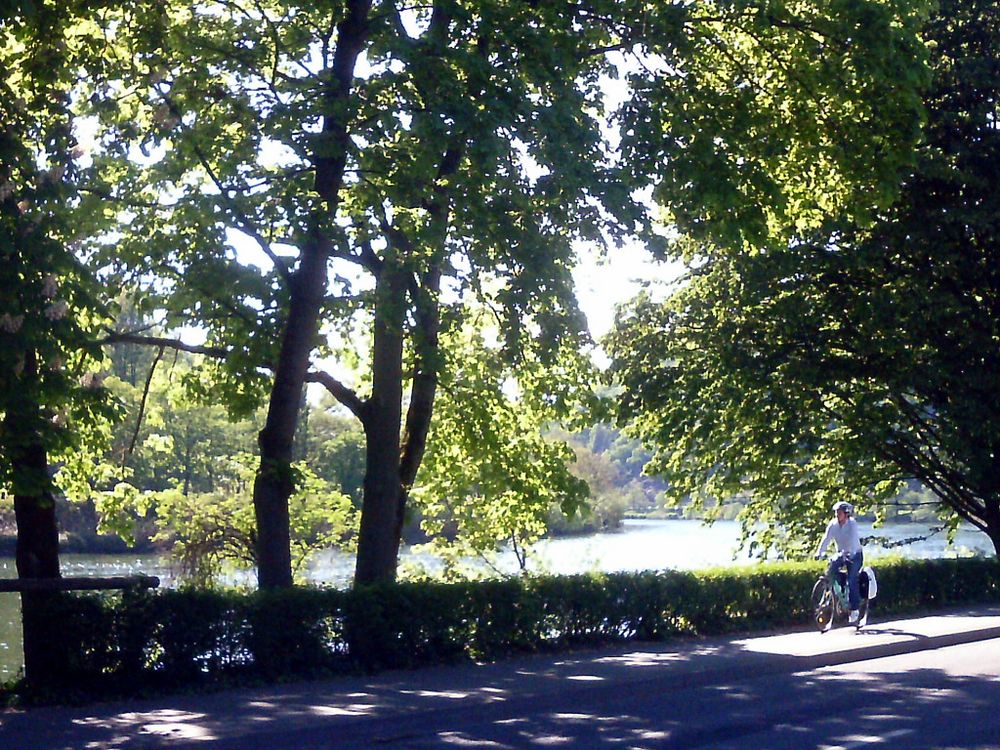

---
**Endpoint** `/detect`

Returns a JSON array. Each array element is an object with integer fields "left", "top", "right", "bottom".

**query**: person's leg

[
  {"left": 826, "top": 555, "right": 841, "bottom": 589},
  {"left": 827, "top": 553, "right": 848, "bottom": 613},
  {"left": 847, "top": 551, "right": 864, "bottom": 610}
]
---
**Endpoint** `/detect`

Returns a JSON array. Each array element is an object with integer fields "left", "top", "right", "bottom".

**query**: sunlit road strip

[{"left": 820, "top": 728, "right": 915, "bottom": 750}]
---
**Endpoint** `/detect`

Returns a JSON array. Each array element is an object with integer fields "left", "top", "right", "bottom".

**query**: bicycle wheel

[{"left": 811, "top": 577, "right": 833, "bottom": 632}]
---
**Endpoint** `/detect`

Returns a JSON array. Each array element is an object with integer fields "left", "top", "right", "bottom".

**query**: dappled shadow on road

[
  {"left": 387, "top": 652, "right": 1000, "bottom": 749},
  {"left": 2, "top": 620, "right": 1000, "bottom": 749}
]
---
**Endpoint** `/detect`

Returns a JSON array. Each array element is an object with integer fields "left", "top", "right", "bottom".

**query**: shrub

[{"left": 8, "top": 557, "right": 999, "bottom": 702}]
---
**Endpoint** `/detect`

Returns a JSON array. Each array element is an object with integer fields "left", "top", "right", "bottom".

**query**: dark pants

[{"left": 828, "top": 550, "right": 864, "bottom": 610}]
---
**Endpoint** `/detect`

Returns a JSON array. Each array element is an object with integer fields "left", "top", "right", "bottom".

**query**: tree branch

[
  {"left": 123, "top": 344, "right": 165, "bottom": 473},
  {"left": 305, "top": 369, "right": 366, "bottom": 420},
  {"left": 158, "top": 91, "right": 293, "bottom": 286},
  {"left": 100, "top": 330, "right": 229, "bottom": 359}
]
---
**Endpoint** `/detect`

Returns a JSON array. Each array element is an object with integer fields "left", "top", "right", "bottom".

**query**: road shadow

[
  {"left": 3, "top": 617, "right": 1000, "bottom": 749},
  {"left": 853, "top": 626, "right": 928, "bottom": 638},
  {"left": 310, "top": 646, "right": 1000, "bottom": 749}
]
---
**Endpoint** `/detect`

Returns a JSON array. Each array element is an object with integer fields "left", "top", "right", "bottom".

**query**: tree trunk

[
  {"left": 15, "top": 489, "right": 61, "bottom": 688},
  {"left": 352, "top": 135, "right": 458, "bottom": 586},
  {"left": 251, "top": 0, "right": 372, "bottom": 589},
  {"left": 6, "top": 356, "right": 62, "bottom": 686},
  {"left": 983, "top": 498, "right": 1000, "bottom": 558},
  {"left": 253, "top": 251, "right": 329, "bottom": 589},
  {"left": 13, "top": 485, "right": 60, "bottom": 581},
  {"left": 354, "top": 261, "right": 408, "bottom": 586}
]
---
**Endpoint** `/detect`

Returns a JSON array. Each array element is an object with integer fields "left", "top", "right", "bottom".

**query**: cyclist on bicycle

[{"left": 816, "top": 501, "right": 864, "bottom": 623}]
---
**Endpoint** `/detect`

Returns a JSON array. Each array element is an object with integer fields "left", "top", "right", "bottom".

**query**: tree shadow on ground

[
  {"left": 382, "top": 658, "right": 1000, "bottom": 749},
  {"left": 2, "top": 631, "right": 1000, "bottom": 749}
]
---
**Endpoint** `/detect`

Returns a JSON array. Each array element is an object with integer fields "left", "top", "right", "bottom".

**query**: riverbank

[
  {"left": 4, "top": 557, "right": 1000, "bottom": 709},
  {"left": 2, "top": 518, "right": 994, "bottom": 587}
]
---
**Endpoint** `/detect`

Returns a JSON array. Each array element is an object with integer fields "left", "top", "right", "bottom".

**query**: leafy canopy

[
  {"left": 1, "top": 3, "right": 120, "bottom": 499},
  {"left": 606, "top": 0, "right": 1000, "bottom": 558},
  {"left": 82, "top": 0, "right": 930, "bottom": 409},
  {"left": 412, "top": 307, "right": 594, "bottom": 576}
]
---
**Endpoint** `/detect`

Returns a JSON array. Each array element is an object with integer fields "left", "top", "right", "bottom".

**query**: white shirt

[{"left": 817, "top": 516, "right": 862, "bottom": 556}]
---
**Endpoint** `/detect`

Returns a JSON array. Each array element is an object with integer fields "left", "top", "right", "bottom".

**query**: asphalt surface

[{"left": 2, "top": 605, "right": 1000, "bottom": 749}]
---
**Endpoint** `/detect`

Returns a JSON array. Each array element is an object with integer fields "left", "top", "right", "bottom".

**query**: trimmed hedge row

[{"left": 11, "top": 557, "right": 1000, "bottom": 699}]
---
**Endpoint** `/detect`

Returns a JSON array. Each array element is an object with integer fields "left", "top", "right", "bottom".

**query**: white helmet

[{"left": 832, "top": 501, "right": 854, "bottom": 515}]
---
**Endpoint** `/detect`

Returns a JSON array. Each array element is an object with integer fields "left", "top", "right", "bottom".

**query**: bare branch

[
  {"left": 306, "top": 369, "right": 366, "bottom": 420},
  {"left": 123, "top": 344, "right": 165, "bottom": 473},
  {"left": 100, "top": 330, "right": 230, "bottom": 359}
]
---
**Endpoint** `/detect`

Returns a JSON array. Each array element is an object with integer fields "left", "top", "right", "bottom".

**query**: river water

[{"left": 1, "top": 519, "right": 993, "bottom": 680}]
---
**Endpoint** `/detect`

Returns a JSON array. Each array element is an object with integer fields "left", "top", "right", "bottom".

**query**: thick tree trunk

[
  {"left": 983, "top": 499, "right": 1000, "bottom": 558},
  {"left": 353, "top": 285, "right": 447, "bottom": 584},
  {"left": 6, "top": 365, "right": 62, "bottom": 686},
  {"left": 253, "top": 250, "right": 329, "bottom": 589},
  {"left": 13, "top": 486, "right": 60, "bottom": 581},
  {"left": 354, "top": 261, "right": 408, "bottom": 586},
  {"left": 352, "top": 138, "right": 458, "bottom": 586},
  {"left": 251, "top": 0, "right": 372, "bottom": 589},
  {"left": 15, "top": 488, "right": 61, "bottom": 688}
]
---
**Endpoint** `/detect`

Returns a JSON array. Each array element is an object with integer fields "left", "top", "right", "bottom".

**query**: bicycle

[{"left": 811, "top": 559, "right": 876, "bottom": 632}]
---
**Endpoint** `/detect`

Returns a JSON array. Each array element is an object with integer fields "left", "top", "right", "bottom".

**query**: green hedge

[{"left": 9, "top": 557, "right": 1000, "bottom": 701}]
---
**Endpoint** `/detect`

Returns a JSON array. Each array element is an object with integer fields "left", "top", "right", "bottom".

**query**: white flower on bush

[
  {"left": 0, "top": 313, "right": 24, "bottom": 333},
  {"left": 45, "top": 299, "right": 69, "bottom": 320},
  {"left": 80, "top": 372, "right": 104, "bottom": 389},
  {"left": 42, "top": 274, "right": 59, "bottom": 299}
]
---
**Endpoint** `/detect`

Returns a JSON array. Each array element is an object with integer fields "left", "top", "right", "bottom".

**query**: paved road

[{"left": 3, "top": 606, "right": 1000, "bottom": 749}]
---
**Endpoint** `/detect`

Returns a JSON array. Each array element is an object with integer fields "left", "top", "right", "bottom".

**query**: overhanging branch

[
  {"left": 306, "top": 369, "right": 365, "bottom": 420},
  {"left": 100, "top": 330, "right": 229, "bottom": 359}
]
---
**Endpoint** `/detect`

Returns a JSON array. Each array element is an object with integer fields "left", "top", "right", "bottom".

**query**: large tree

[
  {"left": 89, "top": 0, "right": 927, "bottom": 587},
  {"left": 606, "top": 0, "right": 1000, "bottom": 557},
  {"left": 1, "top": 1, "right": 119, "bottom": 683}
]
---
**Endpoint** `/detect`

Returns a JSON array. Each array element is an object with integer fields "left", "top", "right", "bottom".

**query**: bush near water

[{"left": 6, "top": 557, "right": 999, "bottom": 703}]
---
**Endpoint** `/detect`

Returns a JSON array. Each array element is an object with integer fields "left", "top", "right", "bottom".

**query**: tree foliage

[
  {"left": 105, "top": 348, "right": 259, "bottom": 495},
  {"left": 152, "top": 458, "right": 357, "bottom": 586},
  {"left": 300, "top": 399, "right": 366, "bottom": 503},
  {"left": 95, "top": 345, "right": 365, "bottom": 575},
  {"left": 6, "top": 0, "right": 930, "bottom": 589},
  {"left": 606, "top": 0, "right": 1000, "bottom": 558},
  {"left": 0, "top": 0, "right": 129, "bottom": 686},
  {"left": 0, "top": 3, "right": 117, "bottom": 504},
  {"left": 617, "top": 0, "right": 930, "bottom": 252},
  {"left": 410, "top": 309, "right": 593, "bottom": 576},
  {"left": 83, "top": 0, "right": 656, "bottom": 586}
]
